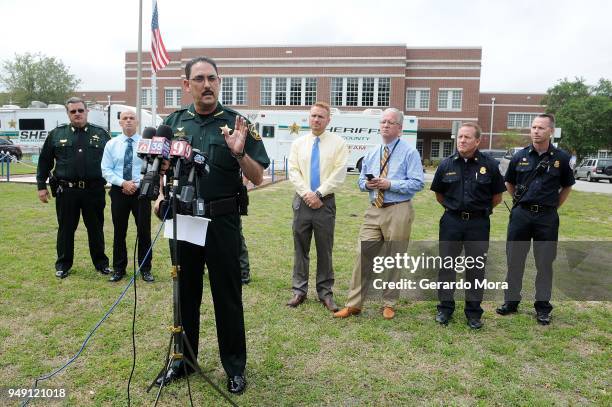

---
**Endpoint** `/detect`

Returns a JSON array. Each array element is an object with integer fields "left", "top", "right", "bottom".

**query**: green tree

[
  {"left": 0, "top": 52, "right": 81, "bottom": 107},
  {"left": 498, "top": 130, "right": 525, "bottom": 149},
  {"left": 543, "top": 78, "right": 612, "bottom": 161}
]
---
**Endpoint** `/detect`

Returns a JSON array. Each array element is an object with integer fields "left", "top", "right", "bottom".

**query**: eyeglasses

[
  {"left": 380, "top": 120, "right": 399, "bottom": 125},
  {"left": 69, "top": 109, "right": 85, "bottom": 114},
  {"left": 190, "top": 74, "right": 219, "bottom": 83}
]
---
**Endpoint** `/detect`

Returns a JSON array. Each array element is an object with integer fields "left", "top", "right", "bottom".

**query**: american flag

[{"left": 151, "top": 0, "right": 170, "bottom": 72}]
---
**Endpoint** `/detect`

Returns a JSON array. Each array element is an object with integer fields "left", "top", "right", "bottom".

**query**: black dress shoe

[
  {"left": 227, "top": 375, "right": 247, "bottom": 394},
  {"left": 320, "top": 297, "right": 339, "bottom": 312},
  {"left": 109, "top": 271, "right": 125, "bottom": 282},
  {"left": 55, "top": 269, "right": 69, "bottom": 279},
  {"left": 536, "top": 312, "right": 551, "bottom": 325},
  {"left": 141, "top": 270, "right": 155, "bottom": 282},
  {"left": 467, "top": 318, "right": 483, "bottom": 330},
  {"left": 286, "top": 294, "right": 306, "bottom": 307},
  {"left": 154, "top": 364, "right": 190, "bottom": 387},
  {"left": 97, "top": 266, "right": 112, "bottom": 275},
  {"left": 435, "top": 311, "right": 451, "bottom": 325},
  {"left": 496, "top": 303, "right": 518, "bottom": 315}
]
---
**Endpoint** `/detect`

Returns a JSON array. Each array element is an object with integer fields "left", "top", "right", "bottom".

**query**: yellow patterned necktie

[{"left": 374, "top": 146, "right": 389, "bottom": 208}]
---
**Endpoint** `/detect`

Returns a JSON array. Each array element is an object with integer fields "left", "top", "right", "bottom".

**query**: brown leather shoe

[
  {"left": 320, "top": 297, "right": 339, "bottom": 312},
  {"left": 333, "top": 307, "right": 361, "bottom": 318},
  {"left": 286, "top": 293, "right": 307, "bottom": 307},
  {"left": 382, "top": 306, "right": 395, "bottom": 320}
]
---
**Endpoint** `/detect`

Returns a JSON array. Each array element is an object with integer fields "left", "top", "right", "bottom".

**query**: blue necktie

[
  {"left": 310, "top": 137, "right": 320, "bottom": 191},
  {"left": 123, "top": 138, "right": 133, "bottom": 181}
]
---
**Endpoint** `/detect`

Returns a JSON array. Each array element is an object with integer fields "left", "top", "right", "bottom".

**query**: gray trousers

[{"left": 291, "top": 193, "right": 336, "bottom": 299}]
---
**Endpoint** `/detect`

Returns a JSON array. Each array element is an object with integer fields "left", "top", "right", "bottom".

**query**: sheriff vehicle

[
  {"left": 0, "top": 102, "right": 162, "bottom": 153},
  {"left": 253, "top": 108, "right": 418, "bottom": 171}
]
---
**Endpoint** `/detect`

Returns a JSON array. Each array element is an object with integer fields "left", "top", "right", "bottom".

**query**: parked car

[
  {"left": 0, "top": 138, "right": 23, "bottom": 161},
  {"left": 574, "top": 157, "right": 612, "bottom": 182},
  {"left": 499, "top": 146, "right": 525, "bottom": 176}
]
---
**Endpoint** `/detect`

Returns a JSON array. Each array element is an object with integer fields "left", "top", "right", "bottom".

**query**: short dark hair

[
  {"left": 460, "top": 122, "right": 482, "bottom": 139},
  {"left": 65, "top": 96, "right": 86, "bottom": 110},
  {"left": 185, "top": 56, "right": 218, "bottom": 79},
  {"left": 536, "top": 113, "right": 555, "bottom": 129}
]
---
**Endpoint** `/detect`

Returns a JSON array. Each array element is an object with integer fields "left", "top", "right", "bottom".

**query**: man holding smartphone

[{"left": 334, "top": 108, "right": 424, "bottom": 320}]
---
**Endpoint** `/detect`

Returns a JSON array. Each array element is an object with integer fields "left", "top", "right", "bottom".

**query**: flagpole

[
  {"left": 136, "top": 0, "right": 143, "bottom": 133},
  {"left": 152, "top": 72, "right": 157, "bottom": 126}
]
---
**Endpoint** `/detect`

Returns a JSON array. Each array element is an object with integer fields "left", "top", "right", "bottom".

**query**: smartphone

[{"left": 365, "top": 173, "right": 375, "bottom": 180}]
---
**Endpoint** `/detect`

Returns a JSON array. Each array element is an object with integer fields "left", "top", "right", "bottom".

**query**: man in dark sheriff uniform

[
  {"left": 431, "top": 122, "right": 506, "bottom": 329},
  {"left": 496, "top": 113, "right": 574, "bottom": 325},
  {"left": 37, "top": 97, "right": 112, "bottom": 279},
  {"left": 153, "top": 56, "right": 269, "bottom": 395}
]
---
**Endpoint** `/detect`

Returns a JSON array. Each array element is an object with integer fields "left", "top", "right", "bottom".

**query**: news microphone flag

[{"left": 151, "top": 0, "right": 170, "bottom": 72}]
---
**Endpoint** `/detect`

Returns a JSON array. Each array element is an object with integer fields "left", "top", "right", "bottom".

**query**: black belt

[
  {"left": 204, "top": 196, "right": 239, "bottom": 217},
  {"left": 372, "top": 199, "right": 411, "bottom": 208},
  {"left": 58, "top": 179, "right": 104, "bottom": 189},
  {"left": 519, "top": 203, "right": 556, "bottom": 213},
  {"left": 446, "top": 209, "right": 488, "bottom": 220}
]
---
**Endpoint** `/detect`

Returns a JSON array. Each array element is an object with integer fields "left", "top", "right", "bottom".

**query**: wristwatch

[
  {"left": 315, "top": 191, "right": 323, "bottom": 200},
  {"left": 231, "top": 150, "right": 246, "bottom": 160}
]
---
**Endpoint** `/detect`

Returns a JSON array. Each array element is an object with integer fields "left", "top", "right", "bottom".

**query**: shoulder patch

[{"left": 248, "top": 123, "right": 262, "bottom": 140}]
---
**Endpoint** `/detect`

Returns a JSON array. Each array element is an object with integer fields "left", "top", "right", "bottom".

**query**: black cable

[
  {"left": 21, "top": 204, "right": 169, "bottom": 407},
  {"left": 127, "top": 199, "right": 140, "bottom": 407}
]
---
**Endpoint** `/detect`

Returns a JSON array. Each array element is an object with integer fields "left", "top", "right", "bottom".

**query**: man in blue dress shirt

[
  {"left": 101, "top": 111, "right": 154, "bottom": 282},
  {"left": 334, "top": 108, "right": 424, "bottom": 320}
]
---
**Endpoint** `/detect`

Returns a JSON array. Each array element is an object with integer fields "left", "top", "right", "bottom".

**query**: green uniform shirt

[
  {"left": 36, "top": 123, "right": 110, "bottom": 190},
  {"left": 164, "top": 103, "right": 270, "bottom": 201}
]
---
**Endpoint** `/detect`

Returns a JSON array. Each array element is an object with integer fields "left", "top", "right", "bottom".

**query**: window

[
  {"left": 19, "top": 119, "right": 45, "bottom": 130},
  {"left": 416, "top": 140, "right": 424, "bottom": 158},
  {"left": 261, "top": 125, "right": 275, "bottom": 138},
  {"left": 260, "top": 77, "right": 317, "bottom": 106},
  {"left": 164, "top": 88, "right": 182, "bottom": 107},
  {"left": 507, "top": 113, "right": 539, "bottom": 129},
  {"left": 140, "top": 88, "right": 151, "bottom": 107},
  {"left": 438, "top": 89, "right": 462, "bottom": 111},
  {"left": 431, "top": 140, "right": 454, "bottom": 159},
  {"left": 406, "top": 89, "right": 430, "bottom": 110},
  {"left": 220, "top": 77, "right": 247, "bottom": 105},
  {"left": 329, "top": 77, "right": 391, "bottom": 107}
]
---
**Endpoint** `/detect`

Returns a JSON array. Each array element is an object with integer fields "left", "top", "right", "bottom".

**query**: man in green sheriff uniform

[
  {"left": 153, "top": 57, "right": 269, "bottom": 395},
  {"left": 37, "top": 97, "right": 112, "bottom": 279}
]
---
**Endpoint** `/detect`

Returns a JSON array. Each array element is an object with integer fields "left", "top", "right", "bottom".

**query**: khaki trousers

[{"left": 345, "top": 200, "right": 415, "bottom": 309}]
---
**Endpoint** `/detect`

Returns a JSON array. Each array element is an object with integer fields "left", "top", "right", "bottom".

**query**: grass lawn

[{"left": 0, "top": 178, "right": 610, "bottom": 406}]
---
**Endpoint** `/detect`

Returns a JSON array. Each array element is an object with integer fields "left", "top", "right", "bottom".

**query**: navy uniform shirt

[
  {"left": 36, "top": 123, "right": 110, "bottom": 189},
  {"left": 431, "top": 150, "right": 506, "bottom": 212},
  {"left": 163, "top": 103, "right": 270, "bottom": 201},
  {"left": 504, "top": 144, "right": 575, "bottom": 207}
]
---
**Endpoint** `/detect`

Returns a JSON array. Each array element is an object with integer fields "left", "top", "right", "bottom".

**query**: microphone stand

[{"left": 147, "top": 158, "right": 237, "bottom": 407}]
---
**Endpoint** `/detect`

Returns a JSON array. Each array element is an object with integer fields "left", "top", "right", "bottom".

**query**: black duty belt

[
  {"left": 205, "top": 196, "right": 239, "bottom": 217},
  {"left": 446, "top": 209, "right": 488, "bottom": 220},
  {"left": 58, "top": 179, "right": 105, "bottom": 189},
  {"left": 519, "top": 203, "right": 556, "bottom": 213}
]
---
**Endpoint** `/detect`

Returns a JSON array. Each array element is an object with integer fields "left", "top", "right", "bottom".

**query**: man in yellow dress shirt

[{"left": 286, "top": 101, "right": 348, "bottom": 312}]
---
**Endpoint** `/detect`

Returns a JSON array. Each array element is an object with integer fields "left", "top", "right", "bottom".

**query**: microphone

[
  {"left": 139, "top": 125, "right": 173, "bottom": 200},
  {"left": 137, "top": 127, "right": 156, "bottom": 178}
]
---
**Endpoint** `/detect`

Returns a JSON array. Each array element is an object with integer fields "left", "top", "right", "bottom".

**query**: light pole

[{"left": 488, "top": 97, "right": 495, "bottom": 149}]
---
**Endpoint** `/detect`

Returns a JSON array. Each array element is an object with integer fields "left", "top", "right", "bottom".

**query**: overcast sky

[{"left": 1, "top": 0, "right": 610, "bottom": 93}]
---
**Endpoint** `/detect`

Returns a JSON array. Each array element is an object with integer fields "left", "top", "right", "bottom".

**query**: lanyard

[{"left": 379, "top": 139, "right": 401, "bottom": 175}]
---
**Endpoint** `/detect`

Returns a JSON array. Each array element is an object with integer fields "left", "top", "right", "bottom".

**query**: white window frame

[
  {"left": 507, "top": 112, "right": 540, "bottom": 129},
  {"left": 329, "top": 77, "right": 390, "bottom": 107},
  {"left": 437, "top": 88, "right": 462, "bottom": 111},
  {"left": 141, "top": 88, "right": 152, "bottom": 108},
  {"left": 260, "top": 77, "right": 316, "bottom": 106},
  {"left": 431, "top": 139, "right": 454, "bottom": 160},
  {"left": 164, "top": 87, "right": 182, "bottom": 108},
  {"left": 406, "top": 88, "right": 430, "bottom": 111},
  {"left": 220, "top": 77, "right": 247, "bottom": 106}
]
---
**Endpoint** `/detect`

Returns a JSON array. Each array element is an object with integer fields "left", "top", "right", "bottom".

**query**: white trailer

[
  {"left": 253, "top": 109, "right": 418, "bottom": 170},
  {"left": 0, "top": 104, "right": 162, "bottom": 153}
]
